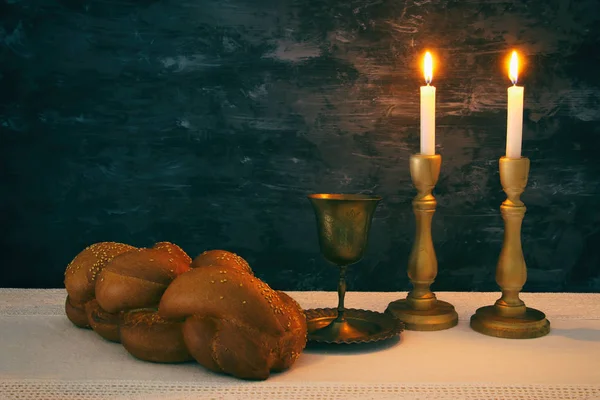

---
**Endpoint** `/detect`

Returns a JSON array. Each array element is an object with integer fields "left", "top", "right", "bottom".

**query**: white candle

[
  {"left": 506, "top": 51, "right": 524, "bottom": 159},
  {"left": 420, "top": 52, "right": 436, "bottom": 155}
]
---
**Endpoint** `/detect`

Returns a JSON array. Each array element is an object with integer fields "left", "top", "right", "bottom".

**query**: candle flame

[
  {"left": 424, "top": 51, "right": 433, "bottom": 84},
  {"left": 509, "top": 50, "right": 519, "bottom": 85}
]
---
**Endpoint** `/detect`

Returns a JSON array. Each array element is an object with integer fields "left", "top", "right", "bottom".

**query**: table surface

[{"left": 1, "top": 289, "right": 599, "bottom": 400}]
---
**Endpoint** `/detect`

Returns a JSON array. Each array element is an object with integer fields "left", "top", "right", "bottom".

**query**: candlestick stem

[
  {"left": 386, "top": 154, "right": 458, "bottom": 331},
  {"left": 470, "top": 157, "right": 550, "bottom": 338}
]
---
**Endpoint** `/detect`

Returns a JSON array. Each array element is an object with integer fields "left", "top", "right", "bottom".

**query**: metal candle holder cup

[
  {"left": 386, "top": 154, "right": 458, "bottom": 331},
  {"left": 307, "top": 194, "right": 381, "bottom": 342},
  {"left": 470, "top": 157, "right": 550, "bottom": 339}
]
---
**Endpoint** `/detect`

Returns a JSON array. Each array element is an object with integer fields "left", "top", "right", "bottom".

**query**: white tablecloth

[{"left": 1, "top": 289, "right": 599, "bottom": 400}]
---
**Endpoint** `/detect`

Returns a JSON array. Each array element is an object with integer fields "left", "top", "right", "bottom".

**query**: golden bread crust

[
  {"left": 159, "top": 266, "right": 284, "bottom": 336},
  {"left": 120, "top": 309, "right": 193, "bottom": 363},
  {"left": 65, "top": 296, "right": 90, "bottom": 328},
  {"left": 152, "top": 242, "right": 192, "bottom": 275},
  {"left": 85, "top": 299, "right": 121, "bottom": 343},
  {"left": 159, "top": 263, "right": 307, "bottom": 380},
  {"left": 191, "top": 250, "right": 253, "bottom": 274},
  {"left": 64, "top": 242, "right": 136, "bottom": 306},
  {"left": 96, "top": 269, "right": 170, "bottom": 314},
  {"left": 95, "top": 248, "right": 184, "bottom": 313}
]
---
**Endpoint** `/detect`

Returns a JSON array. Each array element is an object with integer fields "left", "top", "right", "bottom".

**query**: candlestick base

[
  {"left": 470, "top": 305, "right": 550, "bottom": 339},
  {"left": 386, "top": 299, "right": 458, "bottom": 331}
]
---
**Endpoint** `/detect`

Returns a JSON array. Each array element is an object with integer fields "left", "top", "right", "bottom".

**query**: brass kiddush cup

[
  {"left": 385, "top": 154, "right": 458, "bottom": 331},
  {"left": 307, "top": 194, "right": 381, "bottom": 342},
  {"left": 470, "top": 157, "right": 550, "bottom": 339}
]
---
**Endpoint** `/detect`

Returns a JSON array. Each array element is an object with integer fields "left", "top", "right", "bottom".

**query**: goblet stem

[{"left": 335, "top": 265, "right": 347, "bottom": 322}]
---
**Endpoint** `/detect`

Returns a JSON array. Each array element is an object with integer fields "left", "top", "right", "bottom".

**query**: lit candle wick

[
  {"left": 424, "top": 51, "right": 433, "bottom": 85},
  {"left": 509, "top": 50, "right": 519, "bottom": 85}
]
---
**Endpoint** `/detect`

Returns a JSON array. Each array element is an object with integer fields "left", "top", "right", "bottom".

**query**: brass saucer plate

[{"left": 305, "top": 308, "right": 404, "bottom": 344}]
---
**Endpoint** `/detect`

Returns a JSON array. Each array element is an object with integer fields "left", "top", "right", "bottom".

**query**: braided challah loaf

[
  {"left": 64, "top": 242, "right": 191, "bottom": 342},
  {"left": 158, "top": 261, "right": 307, "bottom": 380},
  {"left": 64, "top": 242, "right": 136, "bottom": 328},
  {"left": 64, "top": 244, "right": 307, "bottom": 380},
  {"left": 95, "top": 246, "right": 190, "bottom": 314}
]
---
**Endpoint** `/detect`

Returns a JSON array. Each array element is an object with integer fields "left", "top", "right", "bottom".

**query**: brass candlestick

[
  {"left": 386, "top": 154, "right": 458, "bottom": 331},
  {"left": 470, "top": 157, "right": 550, "bottom": 339}
]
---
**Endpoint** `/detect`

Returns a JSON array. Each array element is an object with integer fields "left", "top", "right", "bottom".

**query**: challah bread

[
  {"left": 158, "top": 265, "right": 307, "bottom": 380},
  {"left": 65, "top": 296, "right": 89, "bottom": 328},
  {"left": 95, "top": 247, "right": 190, "bottom": 314},
  {"left": 120, "top": 309, "right": 193, "bottom": 363},
  {"left": 178, "top": 315, "right": 222, "bottom": 372},
  {"left": 85, "top": 299, "right": 122, "bottom": 342},
  {"left": 64, "top": 244, "right": 306, "bottom": 380},
  {"left": 152, "top": 242, "right": 192, "bottom": 274},
  {"left": 270, "top": 291, "right": 307, "bottom": 372},
  {"left": 191, "top": 250, "right": 252, "bottom": 274},
  {"left": 158, "top": 266, "right": 281, "bottom": 334},
  {"left": 182, "top": 316, "right": 275, "bottom": 379},
  {"left": 64, "top": 242, "right": 136, "bottom": 326},
  {"left": 64, "top": 241, "right": 192, "bottom": 343}
]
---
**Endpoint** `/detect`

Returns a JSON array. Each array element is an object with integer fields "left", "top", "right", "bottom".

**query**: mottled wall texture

[{"left": 1, "top": 0, "right": 599, "bottom": 291}]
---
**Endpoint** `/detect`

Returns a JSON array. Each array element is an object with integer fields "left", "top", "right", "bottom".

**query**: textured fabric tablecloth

[{"left": 1, "top": 289, "right": 599, "bottom": 400}]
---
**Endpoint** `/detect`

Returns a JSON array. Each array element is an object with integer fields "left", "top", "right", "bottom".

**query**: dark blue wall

[{"left": 1, "top": 0, "right": 599, "bottom": 291}]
